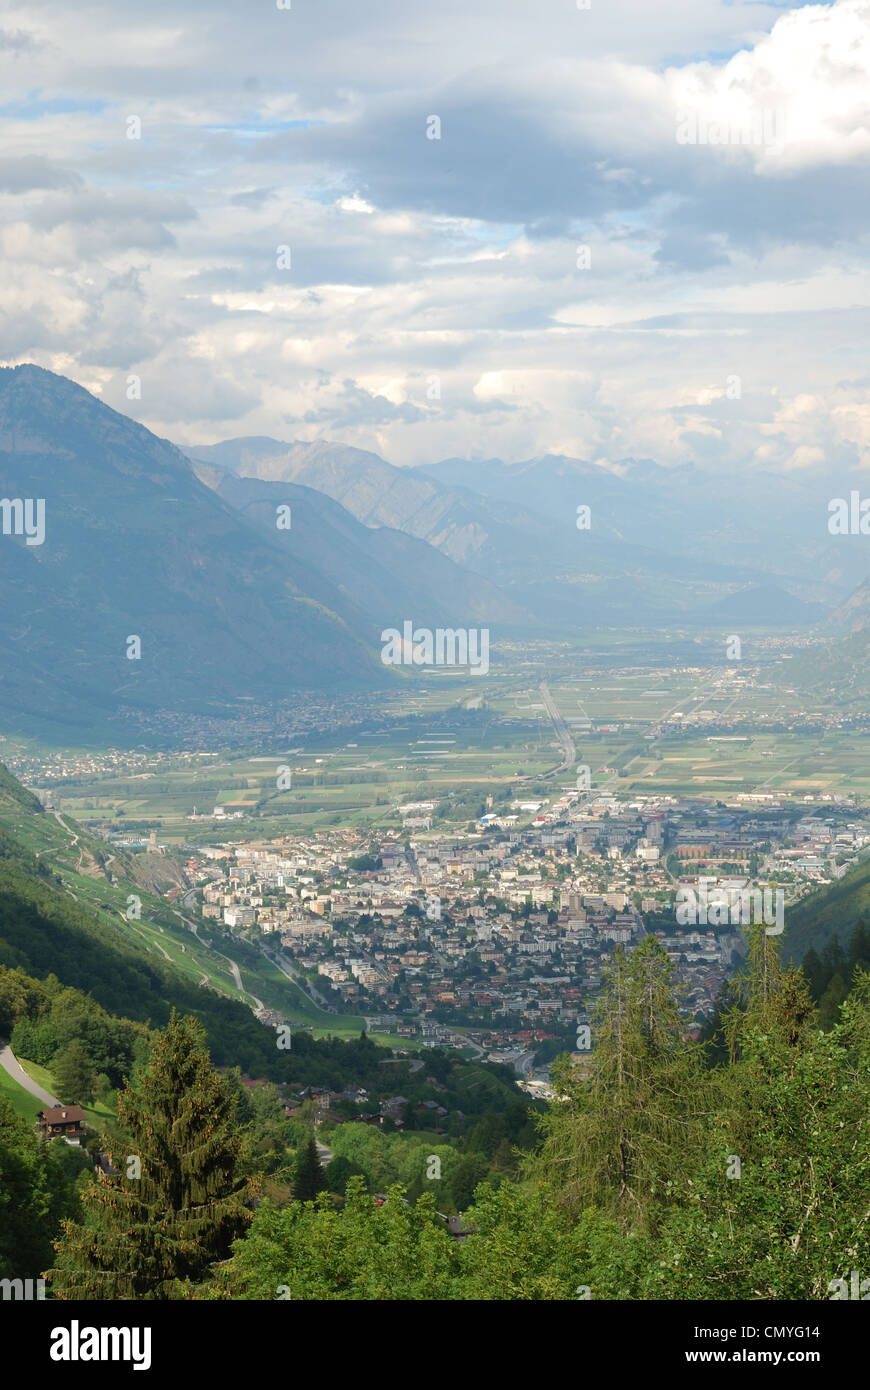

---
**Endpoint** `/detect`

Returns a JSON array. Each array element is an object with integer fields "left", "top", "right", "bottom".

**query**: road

[
  {"left": 222, "top": 953, "right": 262, "bottom": 1010},
  {"left": 445, "top": 1029, "right": 486, "bottom": 1058},
  {"left": 117, "top": 911, "right": 172, "bottom": 960},
  {"left": 170, "top": 902, "right": 264, "bottom": 1009},
  {"left": 215, "top": 946, "right": 263, "bottom": 1011},
  {"left": 538, "top": 682, "right": 576, "bottom": 779},
  {"left": 0, "top": 1044, "right": 60, "bottom": 1106},
  {"left": 263, "top": 944, "right": 337, "bottom": 1013},
  {"left": 53, "top": 811, "right": 83, "bottom": 871}
]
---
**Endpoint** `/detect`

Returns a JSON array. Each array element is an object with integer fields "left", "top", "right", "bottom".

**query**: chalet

[
  {"left": 37, "top": 1105, "right": 86, "bottom": 1139},
  {"left": 446, "top": 1214, "right": 474, "bottom": 1241}
]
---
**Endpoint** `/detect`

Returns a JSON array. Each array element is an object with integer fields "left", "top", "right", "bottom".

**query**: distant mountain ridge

[
  {"left": 190, "top": 465, "right": 526, "bottom": 629},
  {"left": 827, "top": 577, "right": 870, "bottom": 633},
  {"left": 0, "top": 366, "right": 539, "bottom": 739},
  {"left": 183, "top": 436, "right": 847, "bottom": 628}
]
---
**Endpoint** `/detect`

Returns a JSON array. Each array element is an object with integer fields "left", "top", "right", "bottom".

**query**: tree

[
  {"left": 697, "top": 978, "right": 741, "bottom": 1067},
  {"left": 643, "top": 967, "right": 870, "bottom": 1300},
  {"left": 210, "top": 1179, "right": 649, "bottom": 1302},
  {"left": 0, "top": 1098, "right": 77, "bottom": 1278},
  {"left": 800, "top": 946, "right": 826, "bottom": 1001},
  {"left": 448, "top": 1152, "right": 489, "bottom": 1210},
  {"left": 526, "top": 937, "right": 711, "bottom": 1231},
  {"left": 47, "top": 1013, "right": 251, "bottom": 1299},
  {"left": 293, "top": 1134, "right": 327, "bottom": 1202},
  {"left": 52, "top": 1039, "right": 98, "bottom": 1105},
  {"left": 325, "top": 1153, "right": 367, "bottom": 1196},
  {"left": 818, "top": 972, "right": 848, "bottom": 1031},
  {"left": 0, "top": 965, "right": 44, "bottom": 1036}
]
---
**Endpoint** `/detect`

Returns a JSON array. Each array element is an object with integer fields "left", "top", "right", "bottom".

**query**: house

[
  {"left": 446, "top": 1214, "right": 475, "bottom": 1241},
  {"left": 37, "top": 1105, "right": 86, "bottom": 1139}
]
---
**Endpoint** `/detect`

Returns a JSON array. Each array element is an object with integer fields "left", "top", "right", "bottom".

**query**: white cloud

[{"left": 2, "top": 0, "right": 870, "bottom": 475}]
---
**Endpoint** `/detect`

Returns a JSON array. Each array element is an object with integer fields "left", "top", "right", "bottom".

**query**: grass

[
  {"left": 0, "top": 1064, "right": 42, "bottom": 1122},
  {"left": 16, "top": 1056, "right": 118, "bottom": 1133}
]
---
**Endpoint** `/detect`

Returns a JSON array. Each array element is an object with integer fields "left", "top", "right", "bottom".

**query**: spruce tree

[
  {"left": 818, "top": 972, "right": 849, "bottom": 1030},
  {"left": 800, "top": 946, "right": 825, "bottom": 1001},
  {"left": 294, "top": 1134, "right": 327, "bottom": 1202},
  {"left": 47, "top": 1013, "right": 251, "bottom": 1299},
  {"left": 724, "top": 927, "right": 817, "bottom": 1058}
]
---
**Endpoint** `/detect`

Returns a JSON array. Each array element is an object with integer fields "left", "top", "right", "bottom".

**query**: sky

[{"left": 2, "top": 0, "right": 870, "bottom": 473}]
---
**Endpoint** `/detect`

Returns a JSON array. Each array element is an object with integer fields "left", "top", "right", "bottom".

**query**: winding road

[{"left": 0, "top": 1044, "right": 60, "bottom": 1106}]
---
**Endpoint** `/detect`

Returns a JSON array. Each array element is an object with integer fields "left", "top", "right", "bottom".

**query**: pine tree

[
  {"left": 293, "top": 1134, "right": 327, "bottom": 1202},
  {"left": 47, "top": 1013, "right": 251, "bottom": 1299}
]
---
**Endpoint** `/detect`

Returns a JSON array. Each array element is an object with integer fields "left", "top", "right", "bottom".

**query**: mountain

[
  {"left": 183, "top": 437, "right": 812, "bottom": 628},
  {"left": 707, "top": 584, "right": 827, "bottom": 626},
  {"left": 420, "top": 453, "right": 852, "bottom": 604},
  {"left": 826, "top": 576, "right": 870, "bottom": 634},
  {"left": 0, "top": 366, "right": 394, "bottom": 737},
  {"left": 184, "top": 438, "right": 863, "bottom": 627},
  {"left": 189, "top": 465, "right": 525, "bottom": 630},
  {"left": 183, "top": 436, "right": 564, "bottom": 577},
  {"left": 771, "top": 572, "right": 870, "bottom": 701},
  {"left": 0, "top": 760, "right": 43, "bottom": 815},
  {"left": 784, "top": 855, "right": 870, "bottom": 961}
]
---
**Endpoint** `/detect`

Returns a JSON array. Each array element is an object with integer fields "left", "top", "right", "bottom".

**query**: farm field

[
  {"left": 38, "top": 706, "right": 556, "bottom": 842},
  {"left": 13, "top": 666, "right": 870, "bottom": 845},
  {"left": 5, "top": 629, "right": 870, "bottom": 868}
]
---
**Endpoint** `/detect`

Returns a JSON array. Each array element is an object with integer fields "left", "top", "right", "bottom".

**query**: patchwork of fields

[{"left": 14, "top": 658, "right": 870, "bottom": 846}]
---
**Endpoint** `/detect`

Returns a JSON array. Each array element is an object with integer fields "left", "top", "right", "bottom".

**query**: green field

[
  {"left": 12, "top": 677, "right": 870, "bottom": 847},
  {"left": 17, "top": 1057, "right": 117, "bottom": 1133},
  {"left": 37, "top": 705, "right": 556, "bottom": 842}
]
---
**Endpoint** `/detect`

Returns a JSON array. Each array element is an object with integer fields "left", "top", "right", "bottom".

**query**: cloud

[
  {"left": 0, "top": 28, "right": 42, "bottom": 54},
  {"left": 2, "top": 0, "right": 870, "bottom": 474},
  {"left": 0, "top": 156, "right": 81, "bottom": 192},
  {"left": 299, "top": 378, "right": 428, "bottom": 428}
]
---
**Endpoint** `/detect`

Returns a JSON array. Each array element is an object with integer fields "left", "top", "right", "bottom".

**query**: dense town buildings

[{"left": 160, "top": 786, "right": 868, "bottom": 1080}]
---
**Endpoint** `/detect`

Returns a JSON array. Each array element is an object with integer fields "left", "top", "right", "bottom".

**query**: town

[{"left": 146, "top": 782, "right": 869, "bottom": 1095}]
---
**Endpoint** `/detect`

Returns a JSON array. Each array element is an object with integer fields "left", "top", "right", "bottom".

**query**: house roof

[{"left": 37, "top": 1105, "right": 87, "bottom": 1125}]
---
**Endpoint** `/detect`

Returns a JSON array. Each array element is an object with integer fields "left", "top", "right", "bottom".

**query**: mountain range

[
  {"left": 184, "top": 436, "right": 846, "bottom": 628},
  {"left": 0, "top": 367, "right": 516, "bottom": 739},
  {"left": 3, "top": 365, "right": 870, "bottom": 740}
]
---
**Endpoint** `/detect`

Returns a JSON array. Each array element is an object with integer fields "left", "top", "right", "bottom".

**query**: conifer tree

[
  {"left": 723, "top": 927, "right": 816, "bottom": 1060},
  {"left": 818, "top": 972, "right": 849, "bottom": 1030},
  {"left": 47, "top": 1013, "right": 251, "bottom": 1299},
  {"left": 527, "top": 937, "right": 711, "bottom": 1230},
  {"left": 53, "top": 1038, "right": 97, "bottom": 1105},
  {"left": 293, "top": 1134, "right": 327, "bottom": 1202}
]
